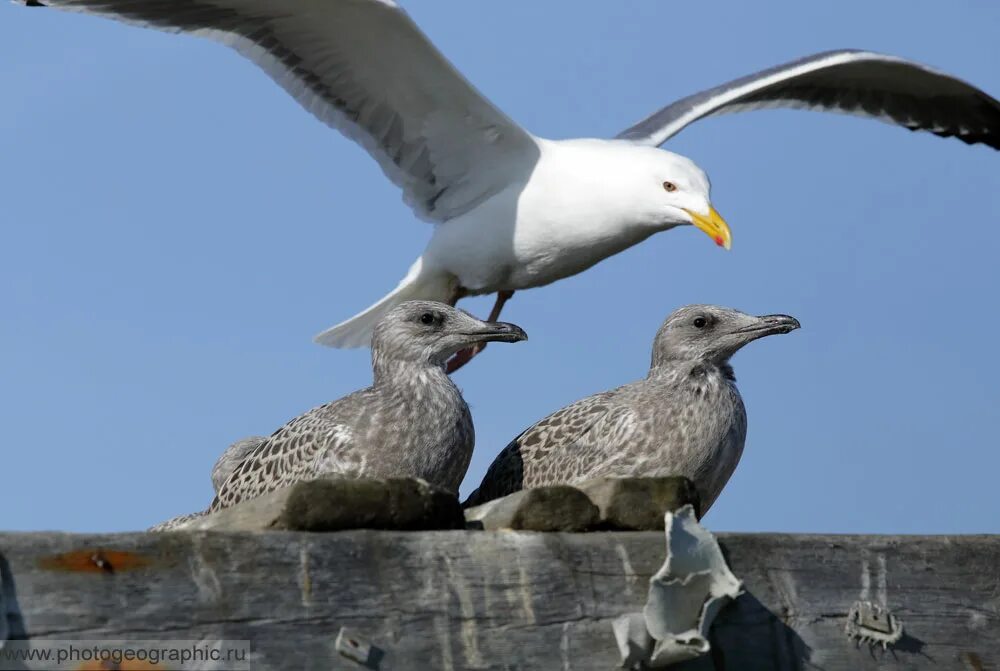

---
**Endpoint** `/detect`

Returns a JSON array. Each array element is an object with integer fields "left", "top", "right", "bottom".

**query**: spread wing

[
  {"left": 210, "top": 406, "right": 357, "bottom": 511},
  {"left": 617, "top": 50, "right": 1000, "bottom": 150},
  {"left": 465, "top": 391, "right": 637, "bottom": 506},
  {"left": 18, "top": 0, "right": 538, "bottom": 222}
]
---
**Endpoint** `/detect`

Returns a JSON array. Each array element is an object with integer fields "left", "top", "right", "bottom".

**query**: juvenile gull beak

[
  {"left": 462, "top": 321, "right": 528, "bottom": 344},
  {"left": 685, "top": 206, "right": 732, "bottom": 250},
  {"left": 733, "top": 314, "right": 801, "bottom": 338}
]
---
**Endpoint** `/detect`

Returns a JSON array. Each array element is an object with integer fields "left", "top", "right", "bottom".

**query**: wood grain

[{"left": 1, "top": 531, "right": 997, "bottom": 670}]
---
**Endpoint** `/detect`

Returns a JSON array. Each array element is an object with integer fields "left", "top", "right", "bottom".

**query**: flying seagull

[
  {"left": 465, "top": 305, "right": 800, "bottom": 513},
  {"left": 16, "top": 1, "right": 1000, "bottom": 371},
  {"left": 210, "top": 300, "right": 526, "bottom": 510}
]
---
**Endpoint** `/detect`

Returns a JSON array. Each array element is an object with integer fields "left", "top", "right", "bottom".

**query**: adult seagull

[{"left": 17, "top": 0, "right": 1000, "bottom": 371}]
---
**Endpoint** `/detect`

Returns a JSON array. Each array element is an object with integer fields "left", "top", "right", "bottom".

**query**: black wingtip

[{"left": 25, "top": 0, "right": 47, "bottom": 6}]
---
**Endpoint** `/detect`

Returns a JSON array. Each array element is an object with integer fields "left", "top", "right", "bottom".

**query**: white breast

[{"left": 422, "top": 138, "right": 666, "bottom": 292}]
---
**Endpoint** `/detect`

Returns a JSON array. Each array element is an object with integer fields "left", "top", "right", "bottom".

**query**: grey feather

[
  {"left": 465, "top": 306, "right": 799, "bottom": 513},
  {"left": 617, "top": 50, "right": 1000, "bottom": 150}
]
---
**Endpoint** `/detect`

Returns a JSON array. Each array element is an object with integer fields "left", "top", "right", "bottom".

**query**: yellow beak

[{"left": 685, "top": 206, "right": 732, "bottom": 250}]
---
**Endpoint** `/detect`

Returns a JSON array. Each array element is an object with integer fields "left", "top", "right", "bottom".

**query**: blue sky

[{"left": 2, "top": 1, "right": 998, "bottom": 534}]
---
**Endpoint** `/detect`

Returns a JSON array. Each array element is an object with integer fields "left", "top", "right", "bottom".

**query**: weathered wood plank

[{"left": 1, "top": 531, "right": 997, "bottom": 670}]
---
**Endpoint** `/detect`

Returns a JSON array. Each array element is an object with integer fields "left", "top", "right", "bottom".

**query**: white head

[
  {"left": 623, "top": 144, "right": 731, "bottom": 249},
  {"left": 557, "top": 140, "right": 732, "bottom": 249}
]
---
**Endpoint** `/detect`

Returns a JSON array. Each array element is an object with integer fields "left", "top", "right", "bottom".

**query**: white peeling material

[{"left": 613, "top": 504, "right": 742, "bottom": 668}]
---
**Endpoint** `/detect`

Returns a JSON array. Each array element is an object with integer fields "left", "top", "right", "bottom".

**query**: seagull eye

[
  {"left": 693, "top": 317, "right": 707, "bottom": 328},
  {"left": 419, "top": 312, "right": 436, "bottom": 325},
  {"left": 663, "top": 181, "right": 678, "bottom": 193}
]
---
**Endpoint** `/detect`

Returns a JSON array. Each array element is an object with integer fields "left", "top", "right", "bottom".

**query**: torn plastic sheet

[{"left": 612, "top": 504, "right": 742, "bottom": 668}]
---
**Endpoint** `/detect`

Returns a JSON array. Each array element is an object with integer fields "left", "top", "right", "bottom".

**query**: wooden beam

[{"left": 1, "top": 531, "right": 997, "bottom": 669}]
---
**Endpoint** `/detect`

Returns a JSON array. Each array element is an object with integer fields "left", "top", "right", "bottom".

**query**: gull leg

[
  {"left": 445, "top": 290, "right": 515, "bottom": 374},
  {"left": 448, "top": 286, "right": 469, "bottom": 307},
  {"left": 485, "top": 290, "right": 515, "bottom": 322}
]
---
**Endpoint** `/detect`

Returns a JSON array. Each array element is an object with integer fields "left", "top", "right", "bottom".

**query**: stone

[
  {"left": 280, "top": 477, "right": 465, "bottom": 532},
  {"left": 464, "top": 485, "right": 598, "bottom": 531},
  {"left": 177, "top": 477, "right": 464, "bottom": 532},
  {"left": 575, "top": 476, "right": 700, "bottom": 530}
]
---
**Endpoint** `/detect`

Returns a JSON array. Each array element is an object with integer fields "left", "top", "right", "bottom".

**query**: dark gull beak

[
  {"left": 462, "top": 321, "right": 528, "bottom": 344},
  {"left": 732, "top": 314, "right": 801, "bottom": 339}
]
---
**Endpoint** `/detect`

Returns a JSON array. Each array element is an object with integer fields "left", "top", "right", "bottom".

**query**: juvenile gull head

[
  {"left": 372, "top": 300, "right": 527, "bottom": 369},
  {"left": 651, "top": 305, "right": 800, "bottom": 368},
  {"left": 205, "top": 301, "right": 526, "bottom": 512},
  {"left": 465, "top": 304, "right": 799, "bottom": 513}
]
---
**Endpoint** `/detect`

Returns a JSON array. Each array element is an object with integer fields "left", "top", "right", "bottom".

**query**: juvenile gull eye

[
  {"left": 663, "top": 181, "right": 677, "bottom": 193},
  {"left": 420, "top": 312, "right": 435, "bottom": 325},
  {"left": 693, "top": 317, "right": 707, "bottom": 328}
]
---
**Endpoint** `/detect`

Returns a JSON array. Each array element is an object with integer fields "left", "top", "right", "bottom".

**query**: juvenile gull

[
  {"left": 465, "top": 305, "right": 799, "bottom": 513},
  {"left": 210, "top": 300, "right": 526, "bottom": 511},
  {"left": 16, "top": 2, "right": 1000, "bottom": 369}
]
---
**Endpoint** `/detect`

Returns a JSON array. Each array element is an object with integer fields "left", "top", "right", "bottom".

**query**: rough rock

[
  {"left": 575, "top": 476, "right": 700, "bottom": 530},
  {"left": 464, "top": 485, "right": 599, "bottom": 531},
  {"left": 175, "top": 477, "right": 464, "bottom": 532}
]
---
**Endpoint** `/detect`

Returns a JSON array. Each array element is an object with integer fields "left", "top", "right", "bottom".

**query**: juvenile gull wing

[
  {"left": 210, "top": 406, "right": 357, "bottom": 511},
  {"left": 210, "top": 436, "right": 266, "bottom": 493},
  {"left": 465, "top": 391, "right": 637, "bottom": 506},
  {"left": 18, "top": 0, "right": 537, "bottom": 222},
  {"left": 617, "top": 50, "right": 1000, "bottom": 150}
]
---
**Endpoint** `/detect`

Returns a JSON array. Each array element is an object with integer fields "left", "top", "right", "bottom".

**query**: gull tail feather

[{"left": 314, "top": 259, "right": 456, "bottom": 349}]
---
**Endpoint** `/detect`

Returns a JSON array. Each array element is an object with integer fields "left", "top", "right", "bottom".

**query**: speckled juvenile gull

[
  {"left": 149, "top": 302, "right": 525, "bottom": 529},
  {"left": 465, "top": 305, "right": 799, "bottom": 513},
  {"left": 15, "top": 1, "right": 1000, "bottom": 371},
  {"left": 209, "top": 300, "right": 526, "bottom": 511}
]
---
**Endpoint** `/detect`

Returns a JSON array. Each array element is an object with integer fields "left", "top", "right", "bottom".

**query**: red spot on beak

[{"left": 713, "top": 236, "right": 725, "bottom": 247}]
